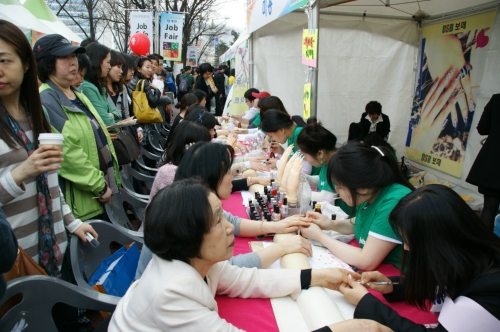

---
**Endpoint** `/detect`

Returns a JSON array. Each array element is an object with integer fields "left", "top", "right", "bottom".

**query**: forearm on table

[
  {"left": 326, "top": 219, "right": 354, "bottom": 234},
  {"left": 255, "top": 244, "right": 285, "bottom": 268}
]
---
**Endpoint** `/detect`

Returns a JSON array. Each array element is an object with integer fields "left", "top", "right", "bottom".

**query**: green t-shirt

[
  {"left": 353, "top": 183, "right": 411, "bottom": 269},
  {"left": 252, "top": 113, "right": 261, "bottom": 127},
  {"left": 287, "top": 126, "right": 302, "bottom": 154},
  {"left": 318, "top": 164, "right": 332, "bottom": 192}
]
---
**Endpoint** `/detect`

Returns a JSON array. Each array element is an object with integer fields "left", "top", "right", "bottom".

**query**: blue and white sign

[{"left": 246, "top": 0, "right": 307, "bottom": 33}]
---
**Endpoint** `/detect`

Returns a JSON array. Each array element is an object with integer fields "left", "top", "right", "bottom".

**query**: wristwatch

[{"left": 97, "top": 183, "right": 108, "bottom": 197}]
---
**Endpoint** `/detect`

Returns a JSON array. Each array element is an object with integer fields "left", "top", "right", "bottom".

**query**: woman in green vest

[
  {"left": 296, "top": 117, "right": 350, "bottom": 213},
  {"left": 261, "top": 109, "right": 313, "bottom": 174},
  {"left": 300, "top": 142, "right": 414, "bottom": 270}
]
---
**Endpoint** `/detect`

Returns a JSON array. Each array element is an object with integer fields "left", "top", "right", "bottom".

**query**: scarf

[{"left": 1, "top": 106, "right": 62, "bottom": 277}]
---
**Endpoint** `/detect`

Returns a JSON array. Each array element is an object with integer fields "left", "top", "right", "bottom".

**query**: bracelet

[
  {"left": 247, "top": 177, "right": 253, "bottom": 186},
  {"left": 260, "top": 221, "right": 266, "bottom": 235}
]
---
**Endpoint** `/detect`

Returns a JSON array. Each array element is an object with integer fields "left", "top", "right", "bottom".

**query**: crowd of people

[{"left": 1, "top": 19, "right": 499, "bottom": 332}]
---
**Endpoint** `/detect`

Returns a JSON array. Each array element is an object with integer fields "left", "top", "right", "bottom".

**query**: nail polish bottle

[
  {"left": 331, "top": 214, "right": 337, "bottom": 220},
  {"left": 274, "top": 205, "right": 281, "bottom": 221},
  {"left": 281, "top": 197, "right": 288, "bottom": 218}
]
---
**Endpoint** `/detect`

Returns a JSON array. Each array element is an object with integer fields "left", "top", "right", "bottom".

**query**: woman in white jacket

[{"left": 109, "top": 178, "right": 358, "bottom": 331}]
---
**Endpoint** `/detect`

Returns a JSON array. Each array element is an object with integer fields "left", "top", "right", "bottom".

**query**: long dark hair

[
  {"left": 158, "top": 121, "right": 211, "bottom": 167},
  {"left": 108, "top": 50, "right": 125, "bottom": 94},
  {"left": 0, "top": 20, "right": 51, "bottom": 149},
  {"left": 389, "top": 185, "right": 500, "bottom": 310},
  {"left": 328, "top": 142, "right": 414, "bottom": 215},
  {"left": 259, "top": 96, "right": 288, "bottom": 120},
  {"left": 261, "top": 109, "right": 306, "bottom": 132},
  {"left": 363, "top": 132, "right": 396, "bottom": 156},
  {"left": 174, "top": 141, "right": 234, "bottom": 197},
  {"left": 134, "top": 56, "right": 151, "bottom": 80},
  {"left": 296, "top": 117, "right": 337, "bottom": 156},
  {"left": 174, "top": 93, "right": 198, "bottom": 110},
  {"left": 84, "top": 43, "right": 110, "bottom": 95},
  {"left": 184, "top": 110, "right": 217, "bottom": 132},
  {"left": 121, "top": 53, "right": 135, "bottom": 83}
]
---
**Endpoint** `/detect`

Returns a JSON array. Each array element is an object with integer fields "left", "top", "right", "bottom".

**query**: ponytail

[
  {"left": 261, "top": 109, "right": 305, "bottom": 132},
  {"left": 327, "top": 142, "right": 414, "bottom": 215},
  {"left": 297, "top": 117, "right": 337, "bottom": 156}
]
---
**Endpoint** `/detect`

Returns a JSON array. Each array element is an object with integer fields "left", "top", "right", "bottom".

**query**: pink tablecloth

[{"left": 216, "top": 192, "right": 438, "bottom": 331}]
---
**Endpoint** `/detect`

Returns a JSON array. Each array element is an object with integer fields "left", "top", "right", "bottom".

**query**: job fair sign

[{"left": 160, "top": 13, "right": 184, "bottom": 62}]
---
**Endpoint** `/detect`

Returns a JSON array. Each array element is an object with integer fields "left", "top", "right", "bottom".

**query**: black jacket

[
  {"left": 466, "top": 94, "right": 500, "bottom": 191},
  {"left": 128, "top": 77, "right": 162, "bottom": 109},
  {"left": 194, "top": 75, "right": 219, "bottom": 114},
  {"left": 359, "top": 112, "right": 391, "bottom": 139},
  {"left": 354, "top": 266, "right": 500, "bottom": 331},
  {"left": 0, "top": 208, "right": 18, "bottom": 300}
]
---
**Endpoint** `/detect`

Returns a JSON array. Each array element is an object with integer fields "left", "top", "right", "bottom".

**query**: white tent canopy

[
  {"left": 0, "top": 0, "right": 56, "bottom": 35},
  {"left": 247, "top": 0, "right": 500, "bottom": 191}
]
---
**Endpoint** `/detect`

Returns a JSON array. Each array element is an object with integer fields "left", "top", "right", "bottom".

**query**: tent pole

[
  {"left": 309, "top": 0, "right": 320, "bottom": 118},
  {"left": 249, "top": 35, "right": 254, "bottom": 88},
  {"left": 155, "top": 0, "right": 160, "bottom": 54}
]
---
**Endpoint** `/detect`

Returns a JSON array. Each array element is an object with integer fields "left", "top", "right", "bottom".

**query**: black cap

[{"left": 33, "top": 34, "right": 85, "bottom": 61}]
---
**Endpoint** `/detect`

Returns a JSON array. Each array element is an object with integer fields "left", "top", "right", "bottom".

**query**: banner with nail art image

[{"left": 405, "top": 11, "right": 497, "bottom": 178}]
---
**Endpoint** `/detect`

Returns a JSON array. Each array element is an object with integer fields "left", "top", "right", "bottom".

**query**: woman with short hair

[
  {"left": 110, "top": 178, "right": 358, "bottom": 331},
  {"left": 36, "top": 34, "right": 120, "bottom": 221}
]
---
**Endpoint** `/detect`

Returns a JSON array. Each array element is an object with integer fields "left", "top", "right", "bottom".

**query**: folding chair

[
  {"left": 105, "top": 186, "right": 148, "bottom": 230},
  {"left": 70, "top": 220, "right": 143, "bottom": 292},
  {"left": 0, "top": 275, "right": 119, "bottom": 332}
]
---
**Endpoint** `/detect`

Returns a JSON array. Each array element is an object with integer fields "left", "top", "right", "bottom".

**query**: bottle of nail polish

[
  {"left": 281, "top": 197, "right": 288, "bottom": 218},
  {"left": 331, "top": 214, "right": 337, "bottom": 220},
  {"left": 274, "top": 205, "right": 281, "bottom": 221}
]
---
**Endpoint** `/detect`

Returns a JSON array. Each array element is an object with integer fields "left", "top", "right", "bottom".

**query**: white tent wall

[{"left": 252, "top": 12, "right": 418, "bottom": 157}]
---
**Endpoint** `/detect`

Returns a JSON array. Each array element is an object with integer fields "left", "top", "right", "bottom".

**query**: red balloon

[{"left": 129, "top": 32, "right": 150, "bottom": 56}]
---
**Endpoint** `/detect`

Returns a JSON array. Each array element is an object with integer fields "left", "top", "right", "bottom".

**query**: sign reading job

[
  {"left": 160, "top": 13, "right": 184, "bottom": 62},
  {"left": 129, "top": 11, "right": 153, "bottom": 54}
]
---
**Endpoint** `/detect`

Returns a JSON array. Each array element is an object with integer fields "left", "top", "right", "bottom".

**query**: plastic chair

[
  {"left": 141, "top": 147, "right": 161, "bottom": 161},
  {"left": 121, "top": 163, "right": 155, "bottom": 194},
  {"left": 136, "top": 157, "right": 158, "bottom": 177},
  {"left": 105, "top": 186, "right": 148, "bottom": 230},
  {"left": 0, "top": 275, "right": 119, "bottom": 332},
  {"left": 148, "top": 130, "right": 166, "bottom": 152},
  {"left": 70, "top": 220, "right": 143, "bottom": 292}
]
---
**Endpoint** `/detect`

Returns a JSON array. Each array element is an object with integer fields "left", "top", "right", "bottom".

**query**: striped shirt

[{"left": 0, "top": 118, "right": 82, "bottom": 267}]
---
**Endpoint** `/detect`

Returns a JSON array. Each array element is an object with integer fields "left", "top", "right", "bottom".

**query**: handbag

[
  {"left": 113, "top": 130, "right": 140, "bottom": 165},
  {"left": 88, "top": 242, "right": 140, "bottom": 297},
  {"left": 132, "top": 80, "right": 163, "bottom": 124},
  {"left": 1, "top": 247, "right": 48, "bottom": 316}
]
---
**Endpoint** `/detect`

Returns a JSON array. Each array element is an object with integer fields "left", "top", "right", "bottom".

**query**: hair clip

[
  {"left": 198, "top": 111, "right": 205, "bottom": 123},
  {"left": 290, "top": 115, "right": 293, "bottom": 121},
  {"left": 371, "top": 146, "right": 385, "bottom": 157}
]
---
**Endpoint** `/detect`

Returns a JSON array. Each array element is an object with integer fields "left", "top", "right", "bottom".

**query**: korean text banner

[
  {"left": 186, "top": 46, "right": 199, "bottom": 66},
  {"left": 160, "top": 13, "right": 184, "bottom": 62},
  {"left": 229, "top": 46, "right": 250, "bottom": 115},
  {"left": 246, "top": 0, "right": 307, "bottom": 34},
  {"left": 303, "top": 83, "right": 311, "bottom": 119},
  {"left": 129, "top": 11, "right": 153, "bottom": 55},
  {"left": 302, "top": 29, "right": 318, "bottom": 67},
  {"left": 405, "top": 11, "right": 496, "bottom": 178}
]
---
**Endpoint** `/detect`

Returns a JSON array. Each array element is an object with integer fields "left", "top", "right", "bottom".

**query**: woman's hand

[
  {"left": 250, "top": 161, "right": 269, "bottom": 172},
  {"left": 339, "top": 274, "right": 370, "bottom": 305},
  {"left": 108, "top": 133, "right": 118, "bottom": 141},
  {"left": 137, "top": 130, "right": 143, "bottom": 144},
  {"left": 98, "top": 187, "right": 113, "bottom": 204},
  {"left": 211, "top": 85, "right": 218, "bottom": 93},
  {"left": 298, "top": 222, "right": 324, "bottom": 241},
  {"left": 226, "top": 133, "right": 237, "bottom": 147},
  {"left": 311, "top": 268, "right": 361, "bottom": 291},
  {"left": 266, "top": 158, "right": 277, "bottom": 169},
  {"left": 329, "top": 319, "right": 393, "bottom": 332},
  {"left": 254, "top": 177, "right": 271, "bottom": 186},
  {"left": 10, "top": 145, "right": 63, "bottom": 186},
  {"left": 275, "top": 235, "right": 312, "bottom": 257},
  {"left": 246, "top": 156, "right": 267, "bottom": 162},
  {"left": 72, "top": 222, "right": 98, "bottom": 243},
  {"left": 305, "top": 211, "right": 333, "bottom": 230},
  {"left": 270, "top": 142, "right": 284, "bottom": 154},
  {"left": 357, "top": 271, "right": 394, "bottom": 294},
  {"left": 271, "top": 215, "right": 310, "bottom": 233}
]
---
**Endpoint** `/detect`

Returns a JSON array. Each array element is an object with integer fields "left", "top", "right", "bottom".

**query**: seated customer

[
  {"left": 300, "top": 143, "right": 414, "bottom": 270},
  {"left": 337, "top": 185, "right": 500, "bottom": 332},
  {"left": 109, "top": 178, "right": 357, "bottom": 331},
  {"left": 348, "top": 101, "right": 391, "bottom": 141}
]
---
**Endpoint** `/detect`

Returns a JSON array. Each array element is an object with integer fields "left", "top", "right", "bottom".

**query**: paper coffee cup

[{"left": 39, "top": 134, "right": 64, "bottom": 166}]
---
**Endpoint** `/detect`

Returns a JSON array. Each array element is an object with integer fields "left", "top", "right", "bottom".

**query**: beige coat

[{"left": 109, "top": 255, "right": 302, "bottom": 331}]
